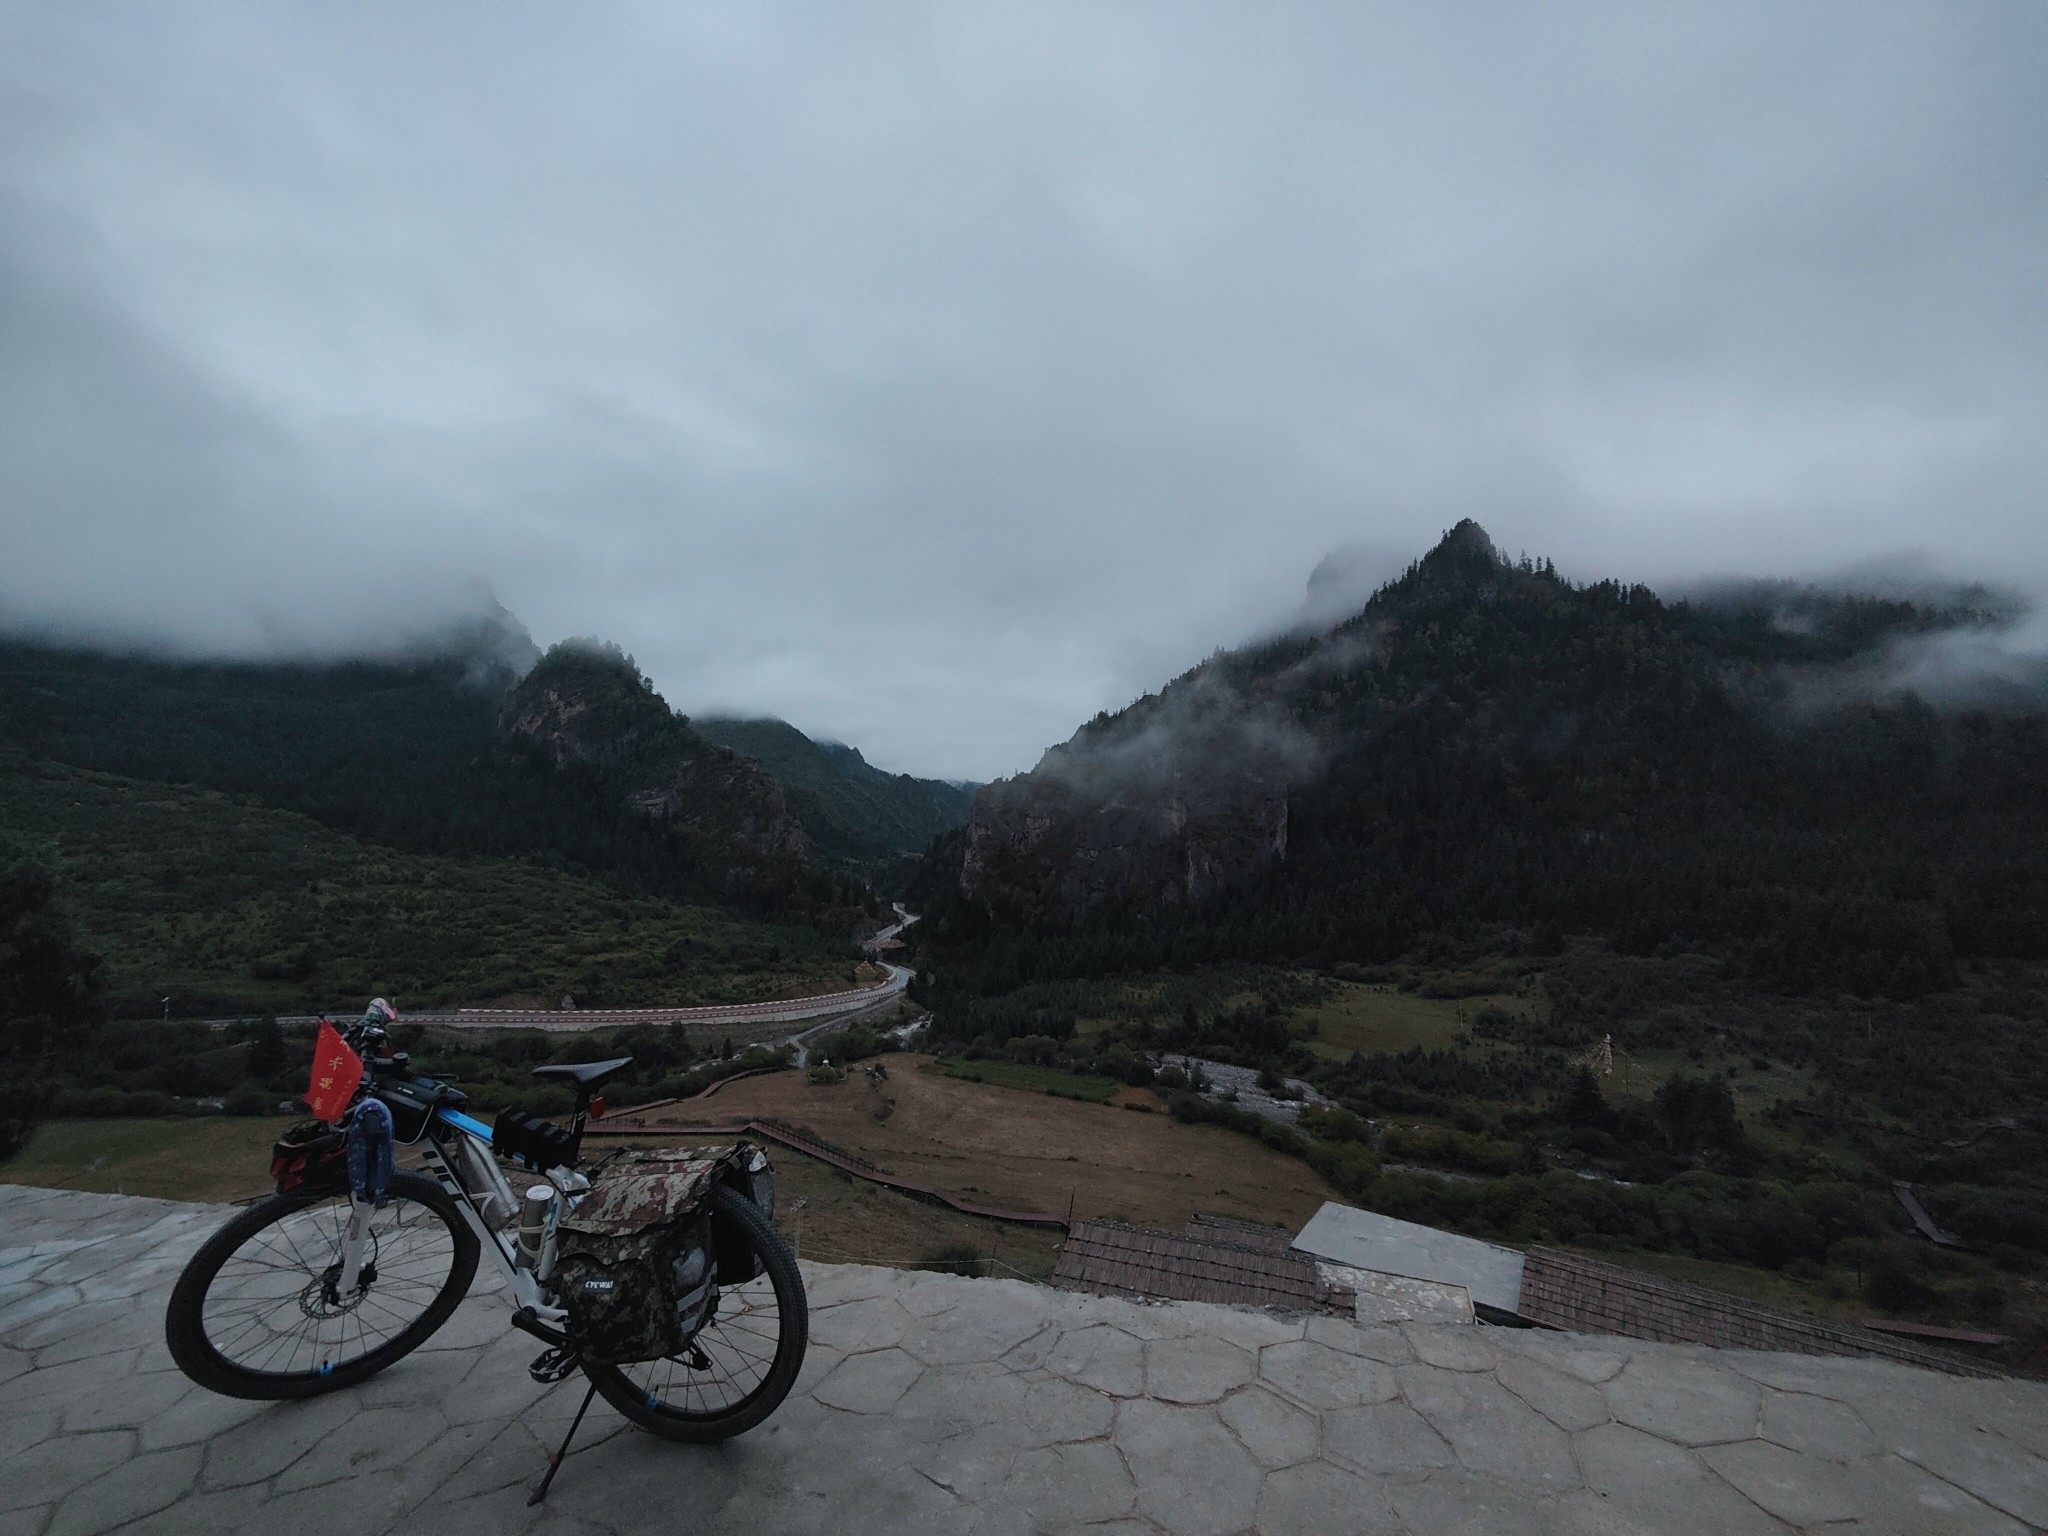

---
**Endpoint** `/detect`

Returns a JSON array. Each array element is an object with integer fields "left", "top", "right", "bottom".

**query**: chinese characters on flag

[{"left": 305, "top": 1020, "right": 365, "bottom": 1122}]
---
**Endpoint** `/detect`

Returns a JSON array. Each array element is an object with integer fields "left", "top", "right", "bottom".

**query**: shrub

[
  {"left": 224, "top": 1086, "right": 273, "bottom": 1116},
  {"left": 921, "top": 1243, "right": 984, "bottom": 1278},
  {"left": 1298, "top": 1105, "right": 1369, "bottom": 1143}
]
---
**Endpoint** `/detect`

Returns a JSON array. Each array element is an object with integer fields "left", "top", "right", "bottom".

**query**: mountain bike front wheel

[
  {"left": 165, "top": 1171, "right": 480, "bottom": 1399},
  {"left": 584, "top": 1181, "right": 809, "bottom": 1441}
]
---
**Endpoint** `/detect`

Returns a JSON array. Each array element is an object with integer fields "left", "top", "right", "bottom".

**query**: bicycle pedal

[{"left": 528, "top": 1345, "right": 580, "bottom": 1384}]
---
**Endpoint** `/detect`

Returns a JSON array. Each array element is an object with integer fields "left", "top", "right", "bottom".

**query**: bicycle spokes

[{"left": 198, "top": 1196, "right": 459, "bottom": 1377}]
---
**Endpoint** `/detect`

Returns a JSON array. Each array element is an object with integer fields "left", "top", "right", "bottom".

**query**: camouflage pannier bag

[{"left": 550, "top": 1143, "right": 769, "bottom": 1365}]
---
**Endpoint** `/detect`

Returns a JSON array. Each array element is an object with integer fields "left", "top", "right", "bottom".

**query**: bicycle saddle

[{"left": 530, "top": 1057, "right": 634, "bottom": 1089}]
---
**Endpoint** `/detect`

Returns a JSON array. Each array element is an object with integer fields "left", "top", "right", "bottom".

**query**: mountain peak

[{"left": 1422, "top": 518, "right": 1501, "bottom": 571}]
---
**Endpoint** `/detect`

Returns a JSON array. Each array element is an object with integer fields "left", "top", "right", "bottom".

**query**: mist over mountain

[
  {"left": 0, "top": 622, "right": 919, "bottom": 921},
  {"left": 925, "top": 521, "right": 2048, "bottom": 999}
]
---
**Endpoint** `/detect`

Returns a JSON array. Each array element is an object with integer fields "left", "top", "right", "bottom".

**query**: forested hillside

[
  {"left": 0, "top": 626, "right": 897, "bottom": 1049},
  {"left": 0, "top": 754, "right": 853, "bottom": 1018},
  {"left": 907, "top": 525, "right": 2048, "bottom": 1345},
  {"left": 0, "top": 627, "right": 891, "bottom": 1146},
  {"left": 933, "top": 521, "right": 2048, "bottom": 996},
  {"left": 695, "top": 714, "right": 974, "bottom": 876},
  {"left": 0, "top": 632, "right": 884, "bottom": 914}
]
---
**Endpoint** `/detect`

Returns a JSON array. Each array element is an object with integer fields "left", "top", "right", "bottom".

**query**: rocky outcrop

[
  {"left": 958, "top": 673, "right": 1314, "bottom": 922},
  {"left": 503, "top": 642, "right": 811, "bottom": 883},
  {"left": 952, "top": 520, "right": 1507, "bottom": 922}
]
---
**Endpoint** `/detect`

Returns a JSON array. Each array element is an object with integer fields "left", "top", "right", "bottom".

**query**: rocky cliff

[
  {"left": 955, "top": 526, "right": 1540, "bottom": 924},
  {"left": 503, "top": 642, "right": 812, "bottom": 893},
  {"left": 960, "top": 718, "right": 1300, "bottom": 921}
]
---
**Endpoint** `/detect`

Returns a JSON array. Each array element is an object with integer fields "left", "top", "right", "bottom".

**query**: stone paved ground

[{"left": 4, "top": 1185, "right": 2047, "bottom": 1535}]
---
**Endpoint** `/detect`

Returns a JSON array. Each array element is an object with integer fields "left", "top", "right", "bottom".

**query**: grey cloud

[{"left": 2, "top": 3, "right": 2045, "bottom": 779}]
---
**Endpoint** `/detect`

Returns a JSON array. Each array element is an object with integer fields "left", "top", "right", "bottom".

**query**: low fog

[{"left": 2, "top": 5, "right": 2045, "bottom": 780}]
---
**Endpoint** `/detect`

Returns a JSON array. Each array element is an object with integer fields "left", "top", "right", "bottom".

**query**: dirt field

[
  {"left": 3, "top": 1061, "right": 1339, "bottom": 1280},
  {"left": 763, "top": 1155, "right": 1069, "bottom": 1279},
  {"left": 636, "top": 1054, "right": 1339, "bottom": 1234}
]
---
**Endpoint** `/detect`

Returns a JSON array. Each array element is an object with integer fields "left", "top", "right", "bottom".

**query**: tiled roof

[
  {"left": 1517, "top": 1247, "right": 1999, "bottom": 1378},
  {"left": 1053, "top": 1220, "right": 1351, "bottom": 1312},
  {"left": 1186, "top": 1213, "right": 1294, "bottom": 1253}
]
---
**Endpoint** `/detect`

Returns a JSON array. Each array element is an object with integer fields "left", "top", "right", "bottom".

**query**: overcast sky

[{"left": 2, "top": 5, "right": 2043, "bottom": 780}]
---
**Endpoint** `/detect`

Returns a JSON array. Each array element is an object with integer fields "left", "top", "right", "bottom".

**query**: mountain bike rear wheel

[
  {"left": 165, "top": 1170, "right": 479, "bottom": 1399},
  {"left": 584, "top": 1180, "right": 808, "bottom": 1441}
]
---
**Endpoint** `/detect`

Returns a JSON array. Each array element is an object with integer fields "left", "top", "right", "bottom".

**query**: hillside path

[{"left": 4, "top": 1185, "right": 2047, "bottom": 1535}]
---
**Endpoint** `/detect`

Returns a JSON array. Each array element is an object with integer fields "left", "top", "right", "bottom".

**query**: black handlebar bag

[{"left": 550, "top": 1144, "right": 760, "bottom": 1365}]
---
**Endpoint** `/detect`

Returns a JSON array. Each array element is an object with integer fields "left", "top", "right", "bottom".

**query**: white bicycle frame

[{"left": 335, "top": 1103, "right": 581, "bottom": 1326}]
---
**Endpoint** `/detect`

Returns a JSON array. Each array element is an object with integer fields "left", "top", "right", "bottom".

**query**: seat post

[{"left": 567, "top": 1084, "right": 596, "bottom": 1142}]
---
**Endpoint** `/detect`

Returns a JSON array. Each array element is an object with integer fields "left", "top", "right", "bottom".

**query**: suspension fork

[{"left": 334, "top": 1196, "right": 374, "bottom": 1294}]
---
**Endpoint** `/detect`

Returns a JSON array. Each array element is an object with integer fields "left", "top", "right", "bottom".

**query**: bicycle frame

[{"left": 358, "top": 1105, "right": 575, "bottom": 1326}]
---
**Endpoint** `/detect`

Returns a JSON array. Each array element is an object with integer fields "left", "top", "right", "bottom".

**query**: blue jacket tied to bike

[{"left": 346, "top": 1097, "right": 395, "bottom": 1204}]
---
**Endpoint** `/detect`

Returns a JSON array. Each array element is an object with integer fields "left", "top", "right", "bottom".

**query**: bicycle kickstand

[{"left": 528, "top": 1376, "right": 601, "bottom": 1506}]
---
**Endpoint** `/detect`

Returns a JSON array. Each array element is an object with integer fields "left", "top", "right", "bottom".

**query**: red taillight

[{"left": 589, "top": 1095, "right": 606, "bottom": 1121}]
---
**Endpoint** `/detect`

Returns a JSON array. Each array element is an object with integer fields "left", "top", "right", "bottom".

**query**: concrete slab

[
  {"left": 2, "top": 1184, "right": 2043, "bottom": 1535},
  {"left": 1313, "top": 1260, "right": 1474, "bottom": 1325},
  {"left": 1290, "top": 1200, "right": 1525, "bottom": 1313}
]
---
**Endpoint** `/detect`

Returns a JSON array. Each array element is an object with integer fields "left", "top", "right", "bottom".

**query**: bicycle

[{"left": 164, "top": 1003, "right": 808, "bottom": 1496}]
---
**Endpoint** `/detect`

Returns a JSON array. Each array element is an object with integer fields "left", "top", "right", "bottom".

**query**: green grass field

[
  {"left": 0, "top": 1117, "right": 285, "bottom": 1203},
  {"left": 0, "top": 754, "right": 854, "bottom": 1017},
  {"left": 924, "top": 1057, "right": 1118, "bottom": 1102},
  {"left": 1301, "top": 982, "right": 1524, "bottom": 1059}
]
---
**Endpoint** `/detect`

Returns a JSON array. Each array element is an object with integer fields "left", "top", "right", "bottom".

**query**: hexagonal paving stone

[
  {"left": 1257, "top": 1339, "right": 1396, "bottom": 1411},
  {"left": 1724, "top": 1350, "right": 1892, "bottom": 1403},
  {"left": 1493, "top": 1328, "right": 1627, "bottom": 1383},
  {"left": 1323, "top": 1400, "right": 1455, "bottom": 1476},
  {"left": 1018, "top": 1373, "right": 1117, "bottom": 1445},
  {"left": 1574, "top": 1422, "right": 1790, "bottom": 1536},
  {"left": 812, "top": 1347, "right": 926, "bottom": 1414},
  {"left": 46, "top": 1445, "right": 200, "bottom": 1536},
  {"left": 196, "top": 1394, "right": 355, "bottom": 1491},
  {"left": 1144, "top": 1334, "right": 1255, "bottom": 1404},
  {"left": 893, "top": 1360, "right": 1054, "bottom": 1455},
  {"left": 1703, "top": 1438, "right": 1862, "bottom": 1527},
  {"left": 1846, "top": 1453, "right": 2035, "bottom": 1536},
  {"left": 1114, "top": 1397, "right": 1263, "bottom": 1536},
  {"left": 271, "top": 1404, "right": 452, "bottom": 1493},
  {"left": 1972, "top": 1380, "right": 2048, "bottom": 1462},
  {"left": 1218, "top": 1385, "right": 1318, "bottom": 1469},
  {"left": 1854, "top": 1389, "right": 2048, "bottom": 1529},
  {"left": 997, "top": 1439, "right": 1139, "bottom": 1530},
  {"left": 1201, "top": 1308, "right": 1307, "bottom": 1352},
  {"left": 2, "top": 1431, "right": 138, "bottom": 1514},
  {"left": 1399, "top": 1365, "right": 1579, "bottom": 1490},
  {"left": 60, "top": 1368, "right": 193, "bottom": 1434},
  {"left": 1304, "top": 1316, "right": 1412, "bottom": 1365},
  {"left": 1256, "top": 1458, "right": 1402, "bottom": 1536},
  {"left": 900, "top": 1283, "right": 1060, "bottom": 1367},
  {"left": 1495, "top": 1352, "right": 1609, "bottom": 1432},
  {"left": 1758, "top": 1388, "right": 1877, "bottom": 1461},
  {"left": 1400, "top": 1322, "right": 1496, "bottom": 1372},
  {"left": 1390, "top": 1470, "right": 1580, "bottom": 1536},
  {"left": 1602, "top": 1354, "right": 1761, "bottom": 1447},
  {"left": 1044, "top": 1324, "right": 1146, "bottom": 1397},
  {"left": 800, "top": 1260, "right": 902, "bottom": 1308}
]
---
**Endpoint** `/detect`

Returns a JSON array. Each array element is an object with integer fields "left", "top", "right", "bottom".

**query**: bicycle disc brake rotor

[{"left": 301, "top": 1230, "right": 381, "bottom": 1318}]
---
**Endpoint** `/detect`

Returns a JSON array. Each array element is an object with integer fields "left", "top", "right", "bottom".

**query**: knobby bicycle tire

[
  {"left": 165, "top": 1170, "right": 480, "bottom": 1399},
  {"left": 584, "top": 1180, "right": 809, "bottom": 1441}
]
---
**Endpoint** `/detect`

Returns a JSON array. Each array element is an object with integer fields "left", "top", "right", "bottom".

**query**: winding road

[{"left": 253, "top": 907, "right": 921, "bottom": 1039}]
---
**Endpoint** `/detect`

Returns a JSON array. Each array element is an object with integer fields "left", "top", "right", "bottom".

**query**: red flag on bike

[{"left": 305, "top": 1020, "right": 364, "bottom": 1123}]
